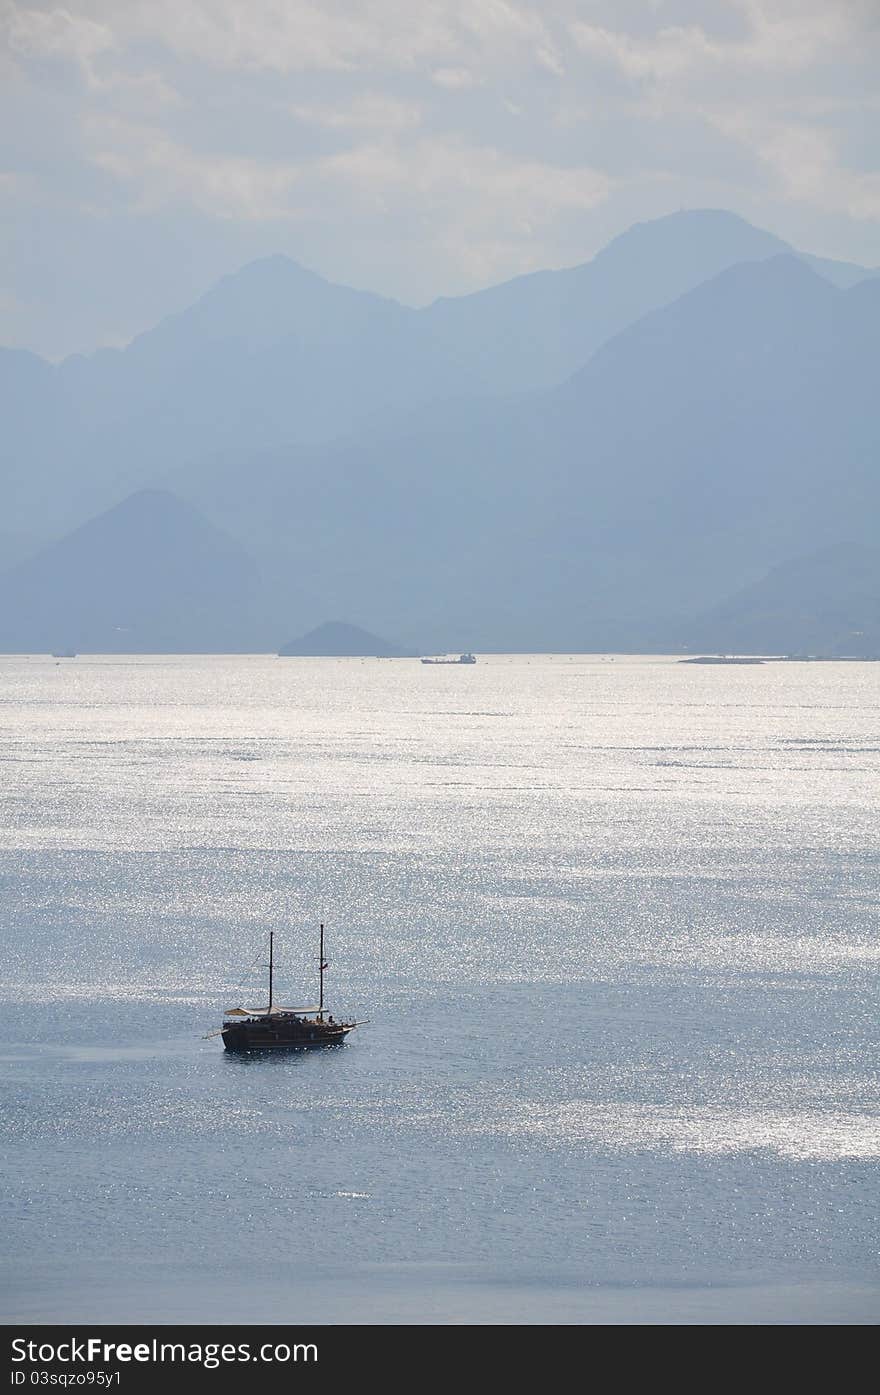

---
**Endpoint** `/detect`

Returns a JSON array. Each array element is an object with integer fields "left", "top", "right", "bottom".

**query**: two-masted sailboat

[{"left": 219, "top": 925, "right": 357, "bottom": 1051}]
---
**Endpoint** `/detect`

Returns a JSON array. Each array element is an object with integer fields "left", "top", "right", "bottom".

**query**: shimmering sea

[{"left": 0, "top": 653, "right": 877, "bottom": 1323}]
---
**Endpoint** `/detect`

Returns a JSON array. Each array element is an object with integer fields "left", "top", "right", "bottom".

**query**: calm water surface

[{"left": 0, "top": 654, "right": 877, "bottom": 1323}]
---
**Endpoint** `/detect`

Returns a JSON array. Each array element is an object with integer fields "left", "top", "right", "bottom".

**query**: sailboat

[{"left": 219, "top": 925, "right": 358, "bottom": 1051}]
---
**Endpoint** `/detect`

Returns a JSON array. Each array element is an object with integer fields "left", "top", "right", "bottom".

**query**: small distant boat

[
  {"left": 216, "top": 926, "right": 360, "bottom": 1051},
  {"left": 420, "top": 653, "right": 477, "bottom": 665},
  {"left": 51, "top": 650, "right": 77, "bottom": 659}
]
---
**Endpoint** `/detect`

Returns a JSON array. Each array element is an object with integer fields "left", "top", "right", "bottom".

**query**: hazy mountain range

[
  {"left": 680, "top": 542, "right": 880, "bottom": 657},
  {"left": 0, "top": 489, "right": 262, "bottom": 654},
  {"left": 0, "top": 209, "right": 877, "bottom": 654}
]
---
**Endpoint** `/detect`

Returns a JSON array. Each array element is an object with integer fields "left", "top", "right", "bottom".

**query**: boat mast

[
  {"left": 268, "top": 930, "right": 274, "bottom": 1012},
  {"left": 319, "top": 922, "right": 327, "bottom": 1021}
]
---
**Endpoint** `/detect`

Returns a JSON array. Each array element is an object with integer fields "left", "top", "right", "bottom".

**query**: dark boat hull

[{"left": 222, "top": 1022, "right": 351, "bottom": 1051}]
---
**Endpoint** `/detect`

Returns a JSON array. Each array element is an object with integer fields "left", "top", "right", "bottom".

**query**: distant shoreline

[{"left": 0, "top": 650, "right": 878, "bottom": 662}]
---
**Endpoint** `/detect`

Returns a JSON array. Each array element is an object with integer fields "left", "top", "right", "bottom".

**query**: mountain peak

[
  {"left": 126, "top": 248, "right": 404, "bottom": 364},
  {"left": 103, "top": 486, "right": 197, "bottom": 520},
  {"left": 279, "top": 620, "right": 409, "bottom": 657},
  {"left": 212, "top": 252, "right": 328, "bottom": 292},
  {"left": 594, "top": 207, "right": 791, "bottom": 271},
  {"left": 0, "top": 489, "right": 260, "bottom": 652},
  {"left": 684, "top": 543, "right": 880, "bottom": 656}
]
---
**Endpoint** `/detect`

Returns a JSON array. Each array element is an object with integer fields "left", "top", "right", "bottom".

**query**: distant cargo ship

[{"left": 420, "top": 653, "right": 477, "bottom": 665}]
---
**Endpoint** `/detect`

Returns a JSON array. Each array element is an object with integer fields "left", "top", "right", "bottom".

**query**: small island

[
  {"left": 680, "top": 656, "right": 766, "bottom": 665},
  {"left": 278, "top": 620, "right": 411, "bottom": 657}
]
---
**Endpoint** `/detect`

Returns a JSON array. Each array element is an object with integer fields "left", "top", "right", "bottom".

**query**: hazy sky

[{"left": 2, "top": 0, "right": 879, "bottom": 358}]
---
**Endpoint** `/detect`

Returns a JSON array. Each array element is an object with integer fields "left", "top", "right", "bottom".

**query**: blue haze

[{"left": 0, "top": 211, "right": 878, "bottom": 656}]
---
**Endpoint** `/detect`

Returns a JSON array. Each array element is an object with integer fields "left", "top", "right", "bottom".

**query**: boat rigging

[{"left": 215, "top": 925, "right": 361, "bottom": 1051}]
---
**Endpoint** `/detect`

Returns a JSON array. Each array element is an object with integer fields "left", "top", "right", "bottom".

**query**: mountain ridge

[
  {"left": 153, "top": 252, "right": 879, "bottom": 652},
  {"left": 3, "top": 208, "right": 876, "bottom": 546},
  {"left": 681, "top": 542, "right": 880, "bottom": 656},
  {"left": 0, "top": 488, "right": 266, "bottom": 653},
  {"left": 1, "top": 210, "right": 878, "bottom": 654}
]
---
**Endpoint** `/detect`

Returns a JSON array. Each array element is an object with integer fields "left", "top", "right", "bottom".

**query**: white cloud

[
  {"left": 571, "top": 2, "right": 872, "bottom": 81},
  {"left": 91, "top": 0, "right": 460, "bottom": 75},
  {"left": 288, "top": 93, "right": 422, "bottom": 131},
  {"left": 1, "top": 2, "right": 179, "bottom": 103},
  {"left": 431, "top": 66, "right": 479, "bottom": 89},
  {"left": 88, "top": 115, "right": 610, "bottom": 231},
  {"left": 3, "top": 2, "right": 114, "bottom": 66},
  {"left": 404, "top": 138, "right": 608, "bottom": 213},
  {"left": 563, "top": 2, "right": 880, "bottom": 235},
  {"left": 571, "top": 23, "right": 716, "bottom": 81},
  {"left": 88, "top": 118, "right": 305, "bottom": 220},
  {"left": 4, "top": 1, "right": 572, "bottom": 77},
  {"left": 714, "top": 110, "right": 880, "bottom": 221},
  {"left": 535, "top": 44, "right": 565, "bottom": 77},
  {"left": 3, "top": 0, "right": 880, "bottom": 352}
]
